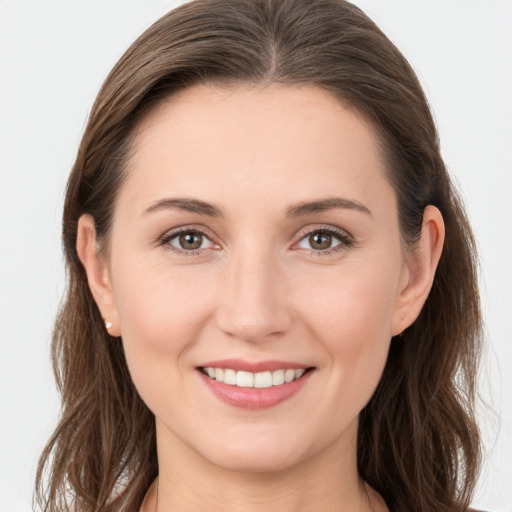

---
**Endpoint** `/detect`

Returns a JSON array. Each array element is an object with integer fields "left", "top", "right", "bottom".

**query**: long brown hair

[{"left": 35, "top": 1, "right": 482, "bottom": 511}]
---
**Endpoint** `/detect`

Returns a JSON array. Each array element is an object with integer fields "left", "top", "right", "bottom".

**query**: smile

[
  {"left": 198, "top": 362, "right": 314, "bottom": 410},
  {"left": 201, "top": 367, "right": 306, "bottom": 388}
]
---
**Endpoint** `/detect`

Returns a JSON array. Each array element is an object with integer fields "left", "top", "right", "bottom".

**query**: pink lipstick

[{"left": 197, "top": 359, "right": 314, "bottom": 410}]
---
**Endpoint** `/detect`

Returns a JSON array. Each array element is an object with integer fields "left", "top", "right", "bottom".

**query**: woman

[{"left": 35, "top": 0, "right": 483, "bottom": 511}]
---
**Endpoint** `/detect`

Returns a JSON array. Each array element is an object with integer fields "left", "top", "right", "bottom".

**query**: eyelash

[
  {"left": 158, "top": 226, "right": 354, "bottom": 257},
  {"left": 295, "top": 226, "right": 354, "bottom": 256}
]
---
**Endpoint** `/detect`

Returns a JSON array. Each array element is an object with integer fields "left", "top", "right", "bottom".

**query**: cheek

[
  {"left": 115, "top": 255, "right": 215, "bottom": 331},
  {"left": 298, "top": 260, "right": 398, "bottom": 340},
  {"left": 295, "top": 258, "right": 400, "bottom": 388},
  {"left": 110, "top": 258, "right": 216, "bottom": 392}
]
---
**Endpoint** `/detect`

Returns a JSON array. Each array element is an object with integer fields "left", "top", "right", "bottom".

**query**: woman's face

[{"left": 100, "top": 84, "right": 413, "bottom": 472}]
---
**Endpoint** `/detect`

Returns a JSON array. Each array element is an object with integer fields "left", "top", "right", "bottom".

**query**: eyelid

[
  {"left": 157, "top": 223, "right": 355, "bottom": 256},
  {"left": 292, "top": 224, "right": 355, "bottom": 255},
  {"left": 158, "top": 225, "right": 221, "bottom": 254}
]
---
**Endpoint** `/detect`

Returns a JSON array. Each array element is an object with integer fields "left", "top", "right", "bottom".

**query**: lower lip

[{"left": 198, "top": 370, "right": 313, "bottom": 410}]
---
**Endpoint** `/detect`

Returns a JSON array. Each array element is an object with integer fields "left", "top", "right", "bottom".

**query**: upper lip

[{"left": 199, "top": 359, "right": 312, "bottom": 373}]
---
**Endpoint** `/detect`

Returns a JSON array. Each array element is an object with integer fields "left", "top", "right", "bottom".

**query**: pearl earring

[{"left": 105, "top": 320, "right": 112, "bottom": 329}]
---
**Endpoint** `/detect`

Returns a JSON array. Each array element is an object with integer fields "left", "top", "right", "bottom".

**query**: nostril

[{"left": 215, "top": 308, "right": 292, "bottom": 343}]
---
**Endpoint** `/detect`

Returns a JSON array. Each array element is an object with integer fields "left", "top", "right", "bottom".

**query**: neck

[{"left": 147, "top": 420, "right": 387, "bottom": 512}]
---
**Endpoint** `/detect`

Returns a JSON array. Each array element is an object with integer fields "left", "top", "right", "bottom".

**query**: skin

[{"left": 77, "top": 83, "right": 444, "bottom": 512}]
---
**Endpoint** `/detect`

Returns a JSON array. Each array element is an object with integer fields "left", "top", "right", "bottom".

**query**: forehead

[{"left": 121, "top": 83, "right": 393, "bottom": 215}]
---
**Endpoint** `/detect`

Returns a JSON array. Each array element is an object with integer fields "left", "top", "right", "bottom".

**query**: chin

[
  {"left": 191, "top": 427, "right": 322, "bottom": 474},
  {"left": 208, "top": 446, "right": 306, "bottom": 474}
]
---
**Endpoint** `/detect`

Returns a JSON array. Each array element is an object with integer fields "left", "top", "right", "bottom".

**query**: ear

[
  {"left": 391, "top": 205, "right": 445, "bottom": 336},
  {"left": 76, "top": 214, "right": 121, "bottom": 337}
]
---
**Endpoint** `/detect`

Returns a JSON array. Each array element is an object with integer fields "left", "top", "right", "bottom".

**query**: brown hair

[{"left": 35, "top": 1, "right": 482, "bottom": 511}]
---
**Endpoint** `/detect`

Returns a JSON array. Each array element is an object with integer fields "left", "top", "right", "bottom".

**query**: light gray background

[{"left": 1, "top": 1, "right": 511, "bottom": 510}]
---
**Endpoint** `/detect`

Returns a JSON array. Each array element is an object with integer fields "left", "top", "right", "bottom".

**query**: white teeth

[
  {"left": 236, "top": 371, "right": 254, "bottom": 388},
  {"left": 254, "top": 371, "right": 272, "bottom": 388},
  {"left": 223, "top": 369, "right": 237, "bottom": 385},
  {"left": 202, "top": 367, "right": 308, "bottom": 387},
  {"left": 284, "top": 369, "right": 295, "bottom": 383},
  {"left": 272, "top": 369, "right": 285, "bottom": 386}
]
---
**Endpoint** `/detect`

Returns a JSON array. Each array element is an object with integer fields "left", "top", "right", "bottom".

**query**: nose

[{"left": 215, "top": 246, "right": 292, "bottom": 343}]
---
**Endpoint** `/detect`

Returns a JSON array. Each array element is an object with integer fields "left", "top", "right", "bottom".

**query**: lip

[
  {"left": 197, "top": 360, "right": 315, "bottom": 410},
  {"left": 199, "top": 359, "right": 310, "bottom": 373}
]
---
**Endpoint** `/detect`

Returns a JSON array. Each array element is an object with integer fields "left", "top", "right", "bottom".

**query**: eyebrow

[
  {"left": 142, "top": 198, "right": 224, "bottom": 217},
  {"left": 142, "top": 196, "right": 371, "bottom": 218},
  {"left": 286, "top": 197, "right": 372, "bottom": 217}
]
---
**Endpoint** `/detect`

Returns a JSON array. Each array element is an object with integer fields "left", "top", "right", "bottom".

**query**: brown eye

[
  {"left": 178, "top": 232, "right": 203, "bottom": 250},
  {"left": 296, "top": 228, "right": 351, "bottom": 254},
  {"left": 166, "top": 230, "right": 215, "bottom": 252},
  {"left": 309, "top": 232, "right": 332, "bottom": 250}
]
